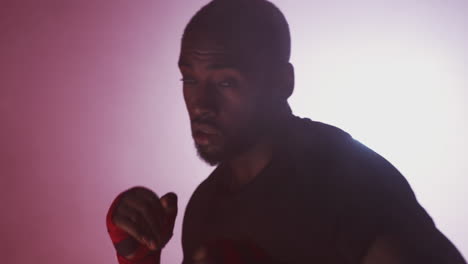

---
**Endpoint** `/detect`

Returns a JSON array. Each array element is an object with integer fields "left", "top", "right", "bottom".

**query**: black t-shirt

[{"left": 181, "top": 116, "right": 435, "bottom": 264}]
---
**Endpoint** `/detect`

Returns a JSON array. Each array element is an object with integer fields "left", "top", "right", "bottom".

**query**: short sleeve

[{"left": 333, "top": 139, "right": 435, "bottom": 263}]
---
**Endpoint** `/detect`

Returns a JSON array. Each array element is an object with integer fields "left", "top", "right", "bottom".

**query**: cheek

[
  {"left": 183, "top": 91, "right": 189, "bottom": 111},
  {"left": 182, "top": 87, "right": 196, "bottom": 114},
  {"left": 220, "top": 93, "right": 258, "bottom": 130}
]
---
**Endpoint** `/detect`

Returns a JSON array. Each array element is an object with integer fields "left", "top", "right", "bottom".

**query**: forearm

[
  {"left": 107, "top": 193, "right": 162, "bottom": 264},
  {"left": 114, "top": 250, "right": 161, "bottom": 264},
  {"left": 361, "top": 229, "right": 466, "bottom": 264}
]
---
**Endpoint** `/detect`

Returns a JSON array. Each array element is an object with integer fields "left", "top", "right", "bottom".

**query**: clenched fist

[{"left": 107, "top": 186, "right": 178, "bottom": 261}]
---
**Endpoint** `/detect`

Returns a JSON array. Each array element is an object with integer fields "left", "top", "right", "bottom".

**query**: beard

[
  {"left": 195, "top": 142, "right": 225, "bottom": 166},
  {"left": 193, "top": 116, "right": 265, "bottom": 166}
]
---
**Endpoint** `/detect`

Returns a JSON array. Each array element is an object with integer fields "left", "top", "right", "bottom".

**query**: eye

[
  {"left": 217, "top": 78, "right": 236, "bottom": 88},
  {"left": 180, "top": 77, "right": 197, "bottom": 85}
]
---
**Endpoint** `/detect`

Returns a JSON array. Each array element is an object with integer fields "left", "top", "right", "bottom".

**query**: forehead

[
  {"left": 178, "top": 51, "right": 239, "bottom": 71},
  {"left": 179, "top": 32, "right": 255, "bottom": 72}
]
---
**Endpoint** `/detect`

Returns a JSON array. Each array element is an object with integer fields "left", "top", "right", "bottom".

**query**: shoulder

[
  {"left": 181, "top": 167, "right": 221, "bottom": 258},
  {"left": 287, "top": 117, "right": 436, "bottom": 260},
  {"left": 182, "top": 167, "right": 219, "bottom": 228},
  {"left": 297, "top": 117, "right": 432, "bottom": 218},
  {"left": 287, "top": 117, "right": 419, "bottom": 201}
]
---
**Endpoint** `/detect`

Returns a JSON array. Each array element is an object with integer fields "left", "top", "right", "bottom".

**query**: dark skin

[
  {"left": 178, "top": 34, "right": 293, "bottom": 187},
  {"left": 110, "top": 31, "right": 466, "bottom": 264},
  {"left": 110, "top": 32, "right": 294, "bottom": 261},
  {"left": 111, "top": 187, "right": 177, "bottom": 259}
]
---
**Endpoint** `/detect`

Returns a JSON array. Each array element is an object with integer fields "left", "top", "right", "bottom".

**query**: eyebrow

[
  {"left": 178, "top": 60, "right": 240, "bottom": 71},
  {"left": 207, "top": 63, "right": 238, "bottom": 70},
  {"left": 178, "top": 60, "right": 191, "bottom": 68}
]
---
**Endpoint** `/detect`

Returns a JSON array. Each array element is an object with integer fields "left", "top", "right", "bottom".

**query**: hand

[
  {"left": 191, "top": 239, "right": 272, "bottom": 264},
  {"left": 111, "top": 186, "right": 178, "bottom": 258}
]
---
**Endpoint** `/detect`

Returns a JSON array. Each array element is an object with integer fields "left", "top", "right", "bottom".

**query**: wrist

[
  {"left": 117, "top": 249, "right": 161, "bottom": 264},
  {"left": 107, "top": 192, "right": 160, "bottom": 263}
]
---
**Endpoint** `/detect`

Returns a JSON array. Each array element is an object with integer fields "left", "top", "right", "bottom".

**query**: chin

[
  {"left": 195, "top": 143, "right": 224, "bottom": 166},
  {"left": 193, "top": 131, "right": 254, "bottom": 166}
]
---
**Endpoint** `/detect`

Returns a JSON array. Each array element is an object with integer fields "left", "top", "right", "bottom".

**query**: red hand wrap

[
  {"left": 106, "top": 192, "right": 161, "bottom": 264},
  {"left": 201, "top": 240, "right": 271, "bottom": 264}
]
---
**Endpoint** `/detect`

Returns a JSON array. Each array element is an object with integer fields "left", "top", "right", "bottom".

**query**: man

[{"left": 106, "top": 0, "right": 466, "bottom": 263}]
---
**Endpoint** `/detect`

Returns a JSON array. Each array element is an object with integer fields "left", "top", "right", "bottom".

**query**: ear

[
  {"left": 282, "top": 62, "right": 295, "bottom": 100},
  {"left": 271, "top": 62, "right": 294, "bottom": 101}
]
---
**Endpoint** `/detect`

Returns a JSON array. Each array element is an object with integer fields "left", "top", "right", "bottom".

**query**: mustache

[{"left": 191, "top": 116, "right": 221, "bottom": 131}]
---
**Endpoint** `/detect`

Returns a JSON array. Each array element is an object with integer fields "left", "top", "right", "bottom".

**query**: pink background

[{"left": 1, "top": 0, "right": 467, "bottom": 263}]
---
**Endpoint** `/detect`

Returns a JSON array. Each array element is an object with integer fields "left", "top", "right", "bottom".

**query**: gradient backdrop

[{"left": 1, "top": 0, "right": 467, "bottom": 263}]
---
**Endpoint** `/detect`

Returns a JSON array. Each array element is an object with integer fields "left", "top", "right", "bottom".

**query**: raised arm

[
  {"left": 106, "top": 187, "right": 178, "bottom": 264},
  {"left": 362, "top": 227, "right": 466, "bottom": 264}
]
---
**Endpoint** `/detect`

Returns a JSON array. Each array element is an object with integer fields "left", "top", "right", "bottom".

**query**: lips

[
  {"left": 192, "top": 123, "right": 220, "bottom": 135},
  {"left": 192, "top": 123, "right": 221, "bottom": 145}
]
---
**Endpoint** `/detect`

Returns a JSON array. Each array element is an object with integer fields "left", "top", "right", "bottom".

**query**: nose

[{"left": 186, "top": 82, "right": 217, "bottom": 121}]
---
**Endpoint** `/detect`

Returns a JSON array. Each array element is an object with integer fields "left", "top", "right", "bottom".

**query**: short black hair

[{"left": 182, "top": 0, "right": 291, "bottom": 66}]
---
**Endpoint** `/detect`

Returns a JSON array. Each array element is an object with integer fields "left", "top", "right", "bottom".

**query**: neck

[
  {"left": 223, "top": 107, "right": 293, "bottom": 191},
  {"left": 225, "top": 132, "right": 274, "bottom": 190}
]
